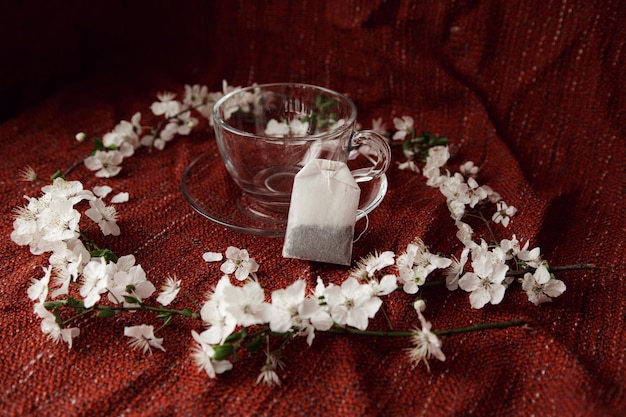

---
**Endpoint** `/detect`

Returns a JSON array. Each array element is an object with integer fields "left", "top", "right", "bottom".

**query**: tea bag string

[
  {"left": 324, "top": 168, "right": 336, "bottom": 192},
  {"left": 353, "top": 210, "right": 369, "bottom": 243}
]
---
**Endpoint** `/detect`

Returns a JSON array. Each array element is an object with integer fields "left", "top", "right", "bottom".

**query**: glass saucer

[{"left": 181, "top": 147, "right": 388, "bottom": 237}]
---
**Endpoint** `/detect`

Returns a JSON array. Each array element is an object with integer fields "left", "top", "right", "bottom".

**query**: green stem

[
  {"left": 433, "top": 319, "right": 526, "bottom": 336},
  {"left": 328, "top": 319, "right": 527, "bottom": 338},
  {"left": 62, "top": 307, "right": 95, "bottom": 326},
  {"left": 96, "top": 303, "right": 199, "bottom": 317},
  {"left": 78, "top": 230, "right": 102, "bottom": 252},
  {"left": 62, "top": 159, "right": 86, "bottom": 179},
  {"left": 50, "top": 300, "right": 200, "bottom": 327},
  {"left": 328, "top": 326, "right": 414, "bottom": 337},
  {"left": 507, "top": 263, "right": 596, "bottom": 278}
]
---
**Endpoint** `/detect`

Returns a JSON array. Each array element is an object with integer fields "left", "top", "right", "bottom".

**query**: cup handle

[{"left": 349, "top": 130, "right": 391, "bottom": 183}]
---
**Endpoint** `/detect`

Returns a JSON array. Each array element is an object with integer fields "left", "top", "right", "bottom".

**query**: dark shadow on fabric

[
  {"left": 534, "top": 191, "right": 579, "bottom": 256},
  {"left": 362, "top": 0, "right": 401, "bottom": 29}
]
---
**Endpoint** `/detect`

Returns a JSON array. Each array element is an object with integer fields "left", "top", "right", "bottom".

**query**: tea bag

[{"left": 283, "top": 159, "right": 360, "bottom": 265}]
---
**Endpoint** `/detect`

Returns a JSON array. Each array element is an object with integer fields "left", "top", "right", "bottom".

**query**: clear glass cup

[{"left": 213, "top": 83, "right": 391, "bottom": 221}]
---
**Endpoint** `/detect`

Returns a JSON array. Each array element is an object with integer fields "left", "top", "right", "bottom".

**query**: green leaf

[
  {"left": 93, "top": 137, "right": 105, "bottom": 151},
  {"left": 157, "top": 312, "right": 173, "bottom": 326},
  {"left": 52, "top": 309, "right": 64, "bottom": 327},
  {"left": 245, "top": 334, "right": 264, "bottom": 352},
  {"left": 123, "top": 295, "right": 140, "bottom": 305},
  {"left": 50, "top": 170, "right": 64, "bottom": 180},
  {"left": 224, "top": 328, "right": 248, "bottom": 343},
  {"left": 66, "top": 297, "right": 84, "bottom": 310},
  {"left": 179, "top": 308, "right": 195, "bottom": 317},
  {"left": 43, "top": 301, "right": 65, "bottom": 309},
  {"left": 96, "top": 308, "right": 117, "bottom": 318},
  {"left": 212, "top": 344, "right": 235, "bottom": 361},
  {"left": 90, "top": 249, "right": 118, "bottom": 263}
]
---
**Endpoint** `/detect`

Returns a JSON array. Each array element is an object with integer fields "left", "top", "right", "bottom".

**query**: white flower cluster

[
  {"left": 193, "top": 244, "right": 452, "bottom": 382},
  {"left": 82, "top": 80, "right": 240, "bottom": 178},
  {"left": 11, "top": 178, "right": 129, "bottom": 347},
  {"left": 420, "top": 145, "right": 566, "bottom": 309}
]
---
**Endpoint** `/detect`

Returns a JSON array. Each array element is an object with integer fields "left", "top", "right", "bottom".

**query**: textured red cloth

[{"left": 1, "top": 1, "right": 624, "bottom": 416}]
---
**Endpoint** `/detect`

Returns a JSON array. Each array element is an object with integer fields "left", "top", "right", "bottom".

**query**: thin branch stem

[
  {"left": 181, "top": 289, "right": 202, "bottom": 312},
  {"left": 381, "top": 306, "right": 394, "bottom": 330},
  {"left": 507, "top": 263, "right": 596, "bottom": 278},
  {"left": 62, "top": 159, "right": 86, "bottom": 178},
  {"left": 327, "top": 319, "right": 527, "bottom": 338},
  {"left": 475, "top": 208, "right": 499, "bottom": 245},
  {"left": 550, "top": 264, "right": 597, "bottom": 272},
  {"left": 50, "top": 300, "right": 200, "bottom": 327},
  {"left": 433, "top": 319, "right": 527, "bottom": 336},
  {"left": 94, "top": 303, "right": 199, "bottom": 317}
]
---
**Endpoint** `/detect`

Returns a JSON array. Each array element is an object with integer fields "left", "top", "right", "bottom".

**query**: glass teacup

[{"left": 213, "top": 83, "right": 391, "bottom": 221}]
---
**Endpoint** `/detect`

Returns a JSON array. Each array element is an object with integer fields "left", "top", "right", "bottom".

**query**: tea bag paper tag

[{"left": 282, "top": 159, "right": 360, "bottom": 265}]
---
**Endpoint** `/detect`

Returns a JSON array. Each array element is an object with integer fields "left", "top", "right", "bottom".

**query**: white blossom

[
  {"left": 84, "top": 150, "right": 124, "bottom": 178},
  {"left": 517, "top": 243, "right": 543, "bottom": 268},
  {"left": 37, "top": 197, "right": 81, "bottom": 243},
  {"left": 34, "top": 303, "right": 80, "bottom": 348},
  {"left": 190, "top": 330, "right": 233, "bottom": 378},
  {"left": 112, "top": 111, "right": 142, "bottom": 150},
  {"left": 256, "top": 352, "right": 284, "bottom": 387},
  {"left": 267, "top": 279, "right": 332, "bottom": 345},
  {"left": 107, "top": 264, "right": 155, "bottom": 306},
  {"left": 321, "top": 277, "right": 382, "bottom": 331},
  {"left": 220, "top": 246, "right": 259, "bottom": 281},
  {"left": 150, "top": 91, "right": 181, "bottom": 118},
  {"left": 156, "top": 275, "right": 181, "bottom": 306},
  {"left": 85, "top": 198, "right": 120, "bottom": 236},
  {"left": 458, "top": 243, "right": 509, "bottom": 309},
  {"left": 80, "top": 257, "right": 110, "bottom": 308},
  {"left": 41, "top": 178, "right": 95, "bottom": 205},
  {"left": 396, "top": 240, "right": 451, "bottom": 294},
  {"left": 492, "top": 201, "right": 517, "bottom": 228},
  {"left": 460, "top": 161, "right": 479, "bottom": 176},
  {"left": 102, "top": 131, "right": 134, "bottom": 157},
  {"left": 406, "top": 304, "right": 445, "bottom": 369},
  {"left": 199, "top": 276, "right": 237, "bottom": 345},
  {"left": 392, "top": 116, "right": 414, "bottom": 141},
  {"left": 48, "top": 238, "right": 90, "bottom": 297},
  {"left": 522, "top": 264, "right": 566, "bottom": 305},
  {"left": 444, "top": 247, "right": 469, "bottom": 291},
  {"left": 27, "top": 265, "right": 52, "bottom": 303},
  {"left": 220, "top": 279, "right": 272, "bottom": 327},
  {"left": 268, "top": 279, "right": 308, "bottom": 333},
  {"left": 124, "top": 325, "right": 165, "bottom": 354}
]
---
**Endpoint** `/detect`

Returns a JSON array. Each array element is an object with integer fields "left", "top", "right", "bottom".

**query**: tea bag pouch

[{"left": 283, "top": 159, "right": 360, "bottom": 265}]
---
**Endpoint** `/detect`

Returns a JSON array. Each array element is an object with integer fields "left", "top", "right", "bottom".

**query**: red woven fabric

[{"left": 1, "top": 1, "right": 624, "bottom": 416}]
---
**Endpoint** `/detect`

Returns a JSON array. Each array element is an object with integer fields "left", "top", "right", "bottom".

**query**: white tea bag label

[{"left": 282, "top": 159, "right": 360, "bottom": 265}]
